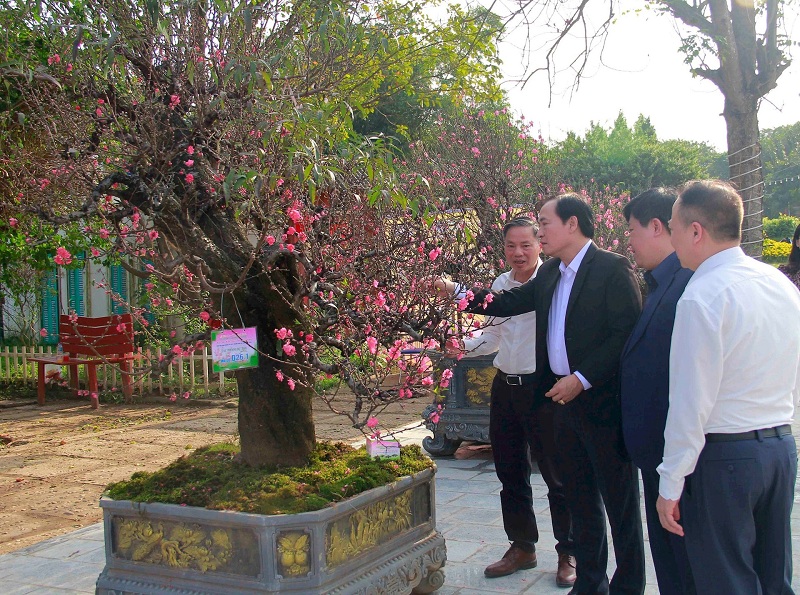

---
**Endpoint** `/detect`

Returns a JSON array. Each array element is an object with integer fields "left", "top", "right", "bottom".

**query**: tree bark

[
  {"left": 236, "top": 355, "right": 316, "bottom": 468},
  {"left": 662, "top": 0, "right": 771, "bottom": 258},
  {"left": 225, "top": 275, "right": 317, "bottom": 468},
  {"left": 724, "top": 96, "right": 764, "bottom": 257}
]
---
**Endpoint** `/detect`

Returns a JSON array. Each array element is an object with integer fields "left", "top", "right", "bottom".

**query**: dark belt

[
  {"left": 705, "top": 424, "right": 792, "bottom": 443},
  {"left": 497, "top": 370, "right": 537, "bottom": 386}
]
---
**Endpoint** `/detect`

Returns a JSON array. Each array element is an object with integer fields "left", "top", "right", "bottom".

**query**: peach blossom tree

[{"left": 0, "top": 0, "right": 509, "bottom": 467}]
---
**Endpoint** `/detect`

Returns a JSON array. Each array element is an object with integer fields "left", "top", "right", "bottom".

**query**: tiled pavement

[{"left": 1, "top": 421, "right": 799, "bottom": 594}]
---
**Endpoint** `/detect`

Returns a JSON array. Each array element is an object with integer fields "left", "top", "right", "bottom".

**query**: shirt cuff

[
  {"left": 656, "top": 471, "right": 685, "bottom": 501},
  {"left": 573, "top": 371, "right": 592, "bottom": 390}
]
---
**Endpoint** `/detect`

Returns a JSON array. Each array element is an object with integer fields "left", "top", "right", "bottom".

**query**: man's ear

[
  {"left": 651, "top": 218, "right": 666, "bottom": 236},
  {"left": 690, "top": 221, "right": 704, "bottom": 244},
  {"left": 568, "top": 215, "right": 578, "bottom": 232}
]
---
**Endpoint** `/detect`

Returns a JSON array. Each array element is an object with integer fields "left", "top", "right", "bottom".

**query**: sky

[{"left": 494, "top": 1, "right": 800, "bottom": 153}]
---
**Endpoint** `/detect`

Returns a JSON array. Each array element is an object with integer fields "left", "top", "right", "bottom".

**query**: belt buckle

[{"left": 506, "top": 374, "right": 522, "bottom": 386}]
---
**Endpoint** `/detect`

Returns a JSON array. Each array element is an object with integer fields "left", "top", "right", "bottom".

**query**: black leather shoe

[{"left": 484, "top": 544, "right": 538, "bottom": 578}]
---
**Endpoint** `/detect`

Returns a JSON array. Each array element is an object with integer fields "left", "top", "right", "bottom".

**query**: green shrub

[{"left": 763, "top": 214, "right": 800, "bottom": 241}]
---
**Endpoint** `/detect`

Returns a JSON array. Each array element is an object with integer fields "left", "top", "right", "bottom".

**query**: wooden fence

[{"left": 0, "top": 345, "right": 231, "bottom": 398}]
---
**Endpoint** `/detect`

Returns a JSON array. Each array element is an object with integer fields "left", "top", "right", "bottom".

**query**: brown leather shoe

[
  {"left": 556, "top": 553, "right": 577, "bottom": 587},
  {"left": 484, "top": 545, "right": 538, "bottom": 578}
]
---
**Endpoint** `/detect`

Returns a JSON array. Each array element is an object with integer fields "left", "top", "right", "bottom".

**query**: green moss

[{"left": 104, "top": 441, "right": 433, "bottom": 515}]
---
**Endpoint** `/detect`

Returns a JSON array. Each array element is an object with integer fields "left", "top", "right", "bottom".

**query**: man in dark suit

[
  {"left": 620, "top": 189, "right": 694, "bottom": 595},
  {"left": 439, "top": 194, "right": 645, "bottom": 594}
]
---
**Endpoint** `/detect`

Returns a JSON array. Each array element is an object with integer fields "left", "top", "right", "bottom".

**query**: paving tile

[
  {"left": 446, "top": 522, "right": 513, "bottom": 546},
  {"left": 20, "top": 537, "right": 104, "bottom": 561},
  {"left": 66, "top": 524, "right": 105, "bottom": 542},
  {"left": 435, "top": 467, "right": 486, "bottom": 481},
  {"left": 0, "top": 554, "right": 60, "bottom": 581},
  {"left": 431, "top": 585, "right": 461, "bottom": 595},
  {"left": 443, "top": 560, "right": 546, "bottom": 593},
  {"left": 436, "top": 477, "right": 501, "bottom": 494},
  {"left": 0, "top": 581, "right": 39, "bottom": 595},
  {"left": 435, "top": 458, "right": 493, "bottom": 470},
  {"left": 444, "top": 492, "right": 502, "bottom": 509},
  {"left": 442, "top": 539, "right": 485, "bottom": 562}
]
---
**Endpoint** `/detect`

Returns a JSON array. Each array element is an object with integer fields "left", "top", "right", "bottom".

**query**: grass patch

[
  {"left": 105, "top": 442, "right": 433, "bottom": 515},
  {"left": 78, "top": 410, "right": 173, "bottom": 432}
]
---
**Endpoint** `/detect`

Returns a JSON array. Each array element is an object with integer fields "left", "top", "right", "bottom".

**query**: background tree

[
  {"left": 761, "top": 121, "right": 800, "bottom": 217},
  {"left": 504, "top": 0, "right": 794, "bottom": 256},
  {"left": 353, "top": 5, "right": 505, "bottom": 147},
  {"left": 553, "top": 112, "right": 720, "bottom": 193},
  {"left": 1, "top": 0, "right": 504, "bottom": 467}
]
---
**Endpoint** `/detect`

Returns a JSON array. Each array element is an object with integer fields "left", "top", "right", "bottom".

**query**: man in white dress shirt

[
  {"left": 446, "top": 217, "right": 575, "bottom": 585},
  {"left": 657, "top": 180, "right": 800, "bottom": 594}
]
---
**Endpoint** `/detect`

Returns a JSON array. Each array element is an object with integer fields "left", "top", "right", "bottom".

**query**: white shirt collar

[
  {"left": 693, "top": 246, "right": 745, "bottom": 279},
  {"left": 559, "top": 239, "right": 593, "bottom": 276}
]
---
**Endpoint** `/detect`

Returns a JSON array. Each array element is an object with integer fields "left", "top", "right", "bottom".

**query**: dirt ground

[{"left": 0, "top": 394, "right": 429, "bottom": 555}]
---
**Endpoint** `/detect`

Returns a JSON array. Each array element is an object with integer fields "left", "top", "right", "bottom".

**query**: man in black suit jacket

[
  {"left": 620, "top": 189, "right": 694, "bottom": 595},
  {"left": 441, "top": 194, "right": 645, "bottom": 594}
]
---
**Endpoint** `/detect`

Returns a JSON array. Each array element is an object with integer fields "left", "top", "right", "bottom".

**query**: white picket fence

[{"left": 0, "top": 345, "right": 230, "bottom": 398}]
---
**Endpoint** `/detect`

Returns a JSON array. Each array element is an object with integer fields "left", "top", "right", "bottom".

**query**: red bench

[{"left": 28, "top": 314, "right": 135, "bottom": 409}]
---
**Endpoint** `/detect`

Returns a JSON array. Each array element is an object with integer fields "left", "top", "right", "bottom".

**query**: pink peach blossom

[{"left": 53, "top": 247, "right": 73, "bottom": 265}]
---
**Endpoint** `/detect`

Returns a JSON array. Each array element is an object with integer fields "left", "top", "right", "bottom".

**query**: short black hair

[
  {"left": 546, "top": 193, "right": 594, "bottom": 239},
  {"left": 623, "top": 187, "right": 679, "bottom": 231},
  {"left": 677, "top": 180, "right": 742, "bottom": 242},
  {"left": 502, "top": 216, "right": 539, "bottom": 240}
]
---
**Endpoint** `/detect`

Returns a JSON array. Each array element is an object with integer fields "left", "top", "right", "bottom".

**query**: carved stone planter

[
  {"left": 95, "top": 467, "right": 445, "bottom": 594},
  {"left": 423, "top": 355, "right": 495, "bottom": 456}
]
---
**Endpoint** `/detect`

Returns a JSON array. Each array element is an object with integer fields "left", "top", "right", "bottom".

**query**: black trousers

[
  {"left": 489, "top": 373, "right": 574, "bottom": 555},
  {"left": 555, "top": 404, "right": 645, "bottom": 595},
  {"left": 681, "top": 434, "right": 796, "bottom": 595},
  {"left": 640, "top": 467, "right": 695, "bottom": 595}
]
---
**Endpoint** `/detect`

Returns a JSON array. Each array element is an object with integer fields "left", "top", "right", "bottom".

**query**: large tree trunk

[
  {"left": 225, "top": 272, "right": 316, "bottom": 468},
  {"left": 661, "top": 0, "right": 785, "bottom": 260},
  {"left": 237, "top": 357, "right": 316, "bottom": 467},
  {"left": 723, "top": 95, "right": 764, "bottom": 257}
]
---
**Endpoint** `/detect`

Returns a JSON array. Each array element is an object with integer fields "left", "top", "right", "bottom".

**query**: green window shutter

[
  {"left": 67, "top": 252, "right": 86, "bottom": 316},
  {"left": 40, "top": 267, "right": 59, "bottom": 344},
  {"left": 110, "top": 263, "right": 128, "bottom": 314},
  {"left": 141, "top": 258, "right": 156, "bottom": 326}
]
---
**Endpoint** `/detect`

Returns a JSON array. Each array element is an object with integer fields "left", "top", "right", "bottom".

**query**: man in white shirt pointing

[
  {"left": 446, "top": 217, "right": 575, "bottom": 587},
  {"left": 657, "top": 180, "right": 800, "bottom": 594}
]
